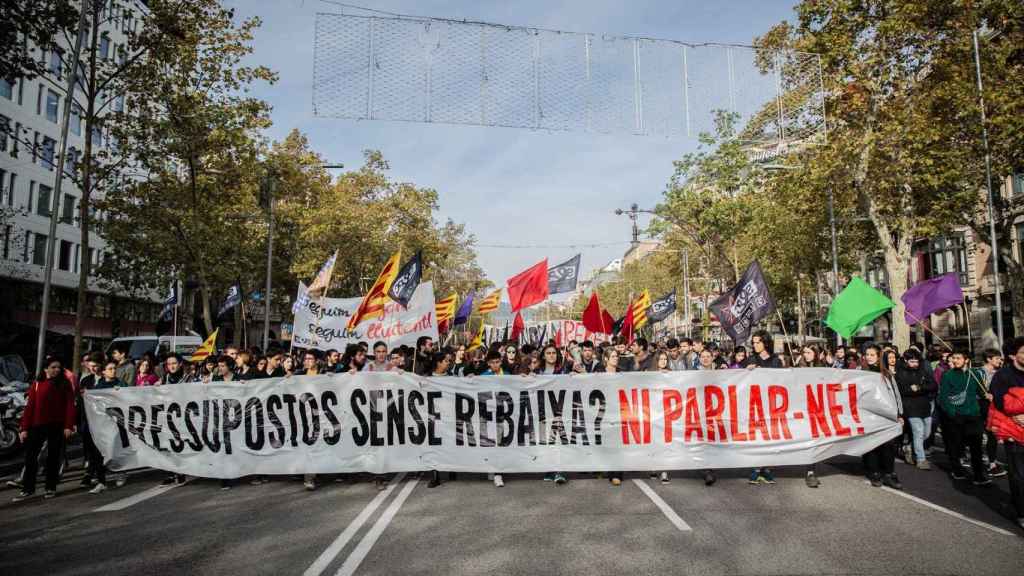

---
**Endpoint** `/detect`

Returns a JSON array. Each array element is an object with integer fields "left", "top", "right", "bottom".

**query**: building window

[
  {"left": 2, "top": 225, "right": 10, "bottom": 260},
  {"left": 71, "top": 104, "right": 82, "bottom": 135},
  {"left": 0, "top": 114, "right": 9, "bottom": 152},
  {"left": 1013, "top": 173, "right": 1024, "bottom": 197},
  {"left": 41, "top": 137, "right": 56, "bottom": 170},
  {"left": 58, "top": 240, "right": 72, "bottom": 271},
  {"left": 0, "top": 79, "right": 11, "bottom": 100},
  {"left": 1017, "top": 223, "right": 1024, "bottom": 265},
  {"left": 45, "top": 90, "right": 59, "bottom": 123},
  {"left": 91, "top": 124, "right": 103, "bottom": 148},
  {"left": 33, "top": 233, "right": 48, "bottom": 266},
  {"left": 7, "top": 173, "right": 15, "bottom": 206},
  {"left": 100, "top": 35, "right": 111, "bottom": 60},
  {"left": 915, "top": 235, "right": 968, "bottom": 286},
  {"left": 37, "top": 184, "right": 52, "bottom": 217},
  {"left": 48, "top": 50, "right": 62, "bottom": 78},
  {"left": 23, "top": 231, "right": 30, "bottom": 262},
  {"left": 61, "top": 193, "right": 75, "bottom": 223}
]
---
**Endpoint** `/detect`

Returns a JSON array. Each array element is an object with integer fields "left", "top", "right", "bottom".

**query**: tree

[{"left": 0, "top": 1, "right": 77, "bottom": 84}]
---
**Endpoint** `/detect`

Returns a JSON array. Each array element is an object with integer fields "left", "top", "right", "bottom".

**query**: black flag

[
  {"left": 709, "top": 261, "right": 776, "bottom": 344},
  {"left": 387, "top": 251, "right": 422, "bottom": 307},
  {"left": 547, "top": 254, "right": 580, "bottom": 295},
  {"left": 647, "top": 289, "right": 677, "bottom": 324},
  {"left": 611, "top": 314, "right": 626, "bottom": 336}
]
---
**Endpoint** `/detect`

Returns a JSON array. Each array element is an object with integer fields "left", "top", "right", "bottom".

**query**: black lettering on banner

[
  {"left": 166, "top": 403, "right": 185, "bottom": 453},
  {"left": 570, "top": 390, "right": 589, "bottom": 446},
  {"left": 477, "top": 392, "right": 495, "bottom": 447},
  {"left": 495, "top": 391, "right": 514, "bottom": 447},
  {"left": 589, "top": 390, "right": 606, "bottom": 445},
  {"left": 426, "top": 391, "right": 442, "bottom": 446},
  {"left": 454, "top": 392, "right": 477, "bottom": 447},
  {"left": 127, "top": 405, "right": 147, "bottom": 444},
  {"left": 320, "top": 391, "right": 341, "bottom": 446},
  {"left": 184, "top": 401, "right": 203, "bottom": 451},
  {"left": 517, "top": 390, "right": 536, "bottom": 446},
  {"left": 547, "top": 390, "right": 569, "bottom": 445},
  {"left": 298, "top": 393, "right": 320, "bottom": 446},
  {"left": 368, "top": 390, "right": 385, "bottom": 447},
  {"left": 244, "top": 398, "right": 266, "bottom": 450},
  {"left": 105, "top": 407, "right": 130, "bottom": 448},
  {"left": 222, "top": 399, "right": 242, "bottom": 455},
  {"left": 407, "top": 390, "right": 426, "bottom": 445},
  {"left": 351, "top": 388, "right": 369, "bottom": 446},
  {"left": 266, "top": 395, "right": 286, "bottom": 449},
  {"left": 386, "top": 389, "right": 405, "bottom": 445},
  {"left": 201, "top": 399, "right": 221, "bottom": 453},
  {"left": 536, "top": 390, "right": 547, "bottom": 446},
  {"left": 282, "top": 394, "right": 299, "bottom": 448},
  {"left": 149, "top": 404, "right": 165, "bottom": 451}
]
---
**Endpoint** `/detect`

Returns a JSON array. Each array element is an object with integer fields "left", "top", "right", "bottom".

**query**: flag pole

[
  {"left": 775, "top": 309, "right": 798, "bottom": 367},
  {"left": 962, "top": 298, "right": 974, "bottom": 358},
  {"left": 172, "top": 279, "right": 179, "bottom": 355},
  {"left": 905, "top": 309, "right": 954, "bottom": 351}
]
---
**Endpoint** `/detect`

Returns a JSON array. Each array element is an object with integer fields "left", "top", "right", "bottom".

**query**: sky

[{"left": 224, "top": 0, "right": 798, "bottom": 290}]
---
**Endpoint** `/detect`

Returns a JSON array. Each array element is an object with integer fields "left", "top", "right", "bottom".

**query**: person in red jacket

[
  {"left": 989, "top": 337, "right": 1024, "bottom": 531},
  {"left": 12, "top": 357, "right": 77, "bottom": 502}
]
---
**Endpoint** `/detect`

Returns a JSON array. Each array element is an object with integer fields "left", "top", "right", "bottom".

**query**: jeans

[{"left": 908, "top": 416, "right": 932, "bottom": 463}]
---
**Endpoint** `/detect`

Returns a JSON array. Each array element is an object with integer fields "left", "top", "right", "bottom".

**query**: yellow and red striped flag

[
  {"left": 477, "top": 288, "right": 501, "bottom": 314},
  {"left": 435, "top": 293, "right": 458, "bottom": 324},
  {"left": 632, "top": 289, "right": 652, "bottom": 329},
  {"left": 347, "top": 251, "right": 401, "bottom": 330},
  {"left": 189, "top": 329, "right": 219, "bottom": 363},
  {"left": 468, "top": 322, "right": 485, "bottom": 350}
]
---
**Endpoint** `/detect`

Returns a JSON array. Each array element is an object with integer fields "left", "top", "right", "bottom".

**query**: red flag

[
  {"left": 620, "top": 301, "right": 636, "bottom": 344},
  {"left": 554, "top": 325, "right": 563, "bottom": 348},
  {"left": 510, "top": 311, "right": 525, "bottom": 342},
  {"left": 582, "top": 292, "right": 615, "bottom": 334},
  {"left": 507, "top": 259, "right": 549, "bottom": 312}
]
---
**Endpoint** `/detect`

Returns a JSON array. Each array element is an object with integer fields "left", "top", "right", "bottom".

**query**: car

[{"left": 105, "top": 335, "right": 204, "bottom": 361}]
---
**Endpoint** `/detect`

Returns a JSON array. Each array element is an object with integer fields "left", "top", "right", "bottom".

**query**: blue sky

[{"left": 226, "top": 0, "right": 797, "bottom": 289}]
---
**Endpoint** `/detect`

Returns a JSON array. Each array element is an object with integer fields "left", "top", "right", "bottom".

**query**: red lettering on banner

[
  {"left": 704, "top": 386, "right": 726, "bottom": 442},
  {"left": 848, "top": 384, "right": 864, "bottom": 434},
  {"left": 663, "top": 390, "right": 683, "bottom": 443},
  {"left": 684, "top": 388, "right": 703, "bottom": 442},
  {"left": 768, "top": 385, "right": 793, "bottom": 440},
  {"left": 806, "top": 384, "right": 832, "bottom": 438},
  {"left": 618, "top": 389, "right": 651, "bottom": 445},
  {"left": 728, "top": 385, "right": 749, "bottom": 442},
  {"left": 747, "top": 385, "right": 770, "bottom": 441},
  {"left": 826, "top": 383, "right": 852, "bottom": 437}
]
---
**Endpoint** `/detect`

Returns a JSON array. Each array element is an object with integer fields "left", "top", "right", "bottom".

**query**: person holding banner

[
  {"left": 363, "top": 342, "right": 394, "bottom": 373},
  {"left": 600, "top": 348, "right": 628, "bottom": 487},
  {"left": 862, "top": 345, "right": 903, "bottom": 489},
  {"left": 744, "top": 331, "right": 780, "bottom": 486},
  {"left": 479, "top": 350, "right": 506, "bottom": 488}
]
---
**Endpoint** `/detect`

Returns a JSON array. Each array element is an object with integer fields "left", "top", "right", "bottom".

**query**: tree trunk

[
  {"left": 200, "top": 280, "right": 214, "bottom": 335},
  {"left": 884, "top": 240, "right": 911, "bottom": 350},
  {"left": 232, "top": 301, "right": 242, "bottom": 346}
]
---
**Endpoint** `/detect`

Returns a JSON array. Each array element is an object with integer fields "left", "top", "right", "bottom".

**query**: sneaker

[
  {"left": 610, "top": 477, "right": 621, "bottom": 486},
  {"left": 902, "top": 444, "right": 914, "bottom": 464},
  {"left": 703, "top": 471, "right": 717, "bottom": 486},
  {"left": 115, "top": 476, "right": 127, "bottom": 488},
  {"left": 748, "top": 470, "right": 761, "bottom": 485},
  {"left": 89, "top": 483, "right": 107, "bottom": 495},
  {"left": 659, "top": 472, "right": 670, "bottom": 484},
  {"left": 249, "top": 477, "right": 264, "bottom": 486},
  {"left": 951, "top": 469, "right": 969, "bottom": 481},
  {"left": 869, "top": 474, "right": 883, "bottom": 487},
  {"left": 973, "top": 477, "right": 993, "bottom": 487},
  {"left": 553, "top": 473, "right": 567, "bottom": 485},
  {"left": 374, "top": 478, "right": 387, "bottom": 491},
  {"left": 6, "top": 479, "right": 22, "bottom": 489},
  {"left": 161, "top": 476, "right": 176, "bottom": 486},
  {"left": 882, "top": 474, "right": 903, "bottom": 490},
  {"left": 44, "top": 490, "right": 56, "bottom": 499},
  {"left": 542, "top": 472, "right": 555, "bottom": 482},
  {"left": 761, "top": 469, "right": 776, "bottom": 484},
  {"left": 916, "top": 460, "right": 931, "bottom": 471},
  {"left": 174, "top": 475, "right": 187, "bottom": 485},
  {"left": 11, "top": 490, "right": 35, "bottom": 502},
  {"left": 649, "top": 472, "right": 658, "bottom": 480},
  {"left": 805, "top": 472, "right": 820, "bottom": 488},
  {"left": 220, "top": 482, "right": 232, "bottom": 491},
  {"left": 493, "top": 474, "right": 504, "bottom": 488},
  {"left": 988, "top": 463, "right": 1007, "bottom": 478},
  {"left": 427, "top": 471, "right": 440, "bottom": 488},
  {"left": 303, "top": 481, "right": 316, "bottom": 491}
]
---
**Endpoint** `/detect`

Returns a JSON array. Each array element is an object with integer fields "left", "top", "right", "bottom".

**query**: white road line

[
  {"left": 875, "top": 484, "right": 1017, "bottom": 537},
  {"left": 335, "top": 477, "right": 420, "bottom": 576},
  {"left": 93, "top": 480, "right": 188, "bottom": 512},
  {"left": 303, "top": 473, "right": 407, "bottom": 576},
  {"left": 632, "top": 479, "right": 693, "bottom": 532}
]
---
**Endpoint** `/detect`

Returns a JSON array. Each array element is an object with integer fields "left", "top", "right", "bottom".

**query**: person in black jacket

[
  {"left": 745, "top": 331, "right": 781, "bottom": 485},
  {"left": 863, "top": 344, "right": 904, "bottom": 489},
  {"left": 895, "top": 349, "right": 937, "bottom": 470}
]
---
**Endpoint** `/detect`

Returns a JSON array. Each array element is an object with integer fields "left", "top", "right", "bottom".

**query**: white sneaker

[
  {"left": 304, "top": 481, "right": 317, "bottom": 491},
  {"left": 493, "top": 474, "right": 504, "bottom": 488},
  {"left": 89, "top": 483, "right": 107, "bottom": 495},
  {"left": 115, "top": 476, "right": 127, "bottom": 488},
  {"left": 659, "top": 472, "right": 670, "bottom": 484}
]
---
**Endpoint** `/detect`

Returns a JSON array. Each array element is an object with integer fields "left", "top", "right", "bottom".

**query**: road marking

[
  {"left": 93, "top": 479, "right": 188, "bottom": 512},
  {"left": 632, "top": 479, "right": 693, "bottom": 532},
  {"left": 875, "top": 484, "right": 1017, "bottom": 537},
  {"left": 335, "top": 477, "right": 420, "bottom": 576},
  {"left": 303, "top": 473, "right": 407, "bottom": 576}
]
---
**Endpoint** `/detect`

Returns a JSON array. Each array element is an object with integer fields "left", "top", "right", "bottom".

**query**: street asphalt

[{"left": 0, "top": 451, "right": 1021, "bottom": 576}]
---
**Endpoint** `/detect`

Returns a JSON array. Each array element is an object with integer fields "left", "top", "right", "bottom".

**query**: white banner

[
  {"left": 292, "top": 281, "right": 439, "bottom": 351},
  {"left": 83, "top": 369, "right": 901, "bottom": 478}
]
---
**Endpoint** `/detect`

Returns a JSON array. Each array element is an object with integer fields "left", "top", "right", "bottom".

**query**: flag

[
  {"left": 611, "top": 314, "right": 626, "bottom": 336},
  {"left": 582, "top": 292, "right": 615, "bottom": 334},
  {"left": 387, "top": 250, "right": 422, "bottom": 308},
  {"left": 647, "top": 289, "right": 677, "bottom": 324},
  {"left": 619, "top": 301, "right": 636, "bottom": 343},
  {"left": 478, "top": 288, "right": 502, "bottom": 314},
  {"left": 709, "top": 260, "right": 776, "bottom": 343},
  {"left": 469, "top": 322, "right": 485, "bottom": 350},
  {"left": 159, "top": 281, "right": 177, "bottom": 321},
  {"left": 502, "top": 318, "right": 510, "bottom": 342},
  {"left": 307, "top": 250, "right": 338, "bottom": 299},
  {"left": 901, "top": 273, "right": 964, "bottom": 325},
  {"left": 825, "top": 277, "right": 894, "bottom": 339},
  {"left": 190, "top": 329, "right": 219, "bottom": 363},
  {"left": 507, "top": 259, "right": 549, "bottom": 312},
  {"left": 347, "top": 251, "right": 402, "bottom": 329},
  {"left": 632, "top": 289, "right": 652, "bottom": 329},
  {"left": 217, "top": 284, "right": 242, "bottom": 319},
  {"left": 510, "top": 312, "right": 525, "bottom": 342},
  {"left": 292, "top": 283, "right": 308, "bottom": 315},
  {"left": 435, "top": 293, "right": 458, "bottom": 323},
  {"left": 547, "top": 254, "right": 581, "bottom": 294},
  {"left": 454, "top": 291, "right": 474, "bottom": 326}
]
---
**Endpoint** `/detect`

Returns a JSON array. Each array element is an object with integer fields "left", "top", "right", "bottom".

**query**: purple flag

[
  {"left": 901, "top": 273, "right": 963, "bottom": 325},
  {"left": 453, "top": 292, "right": 475, "bottom": 326}
]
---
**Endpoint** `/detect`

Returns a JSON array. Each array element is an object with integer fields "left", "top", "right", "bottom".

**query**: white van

[{"left": 106, "top": 335, "right": 204, "bottom": 360}]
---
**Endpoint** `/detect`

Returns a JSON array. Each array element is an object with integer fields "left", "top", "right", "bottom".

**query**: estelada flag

[
  {"left": 347, "top": 251, "right": 401, "bottom": 330},
  {"left": 468, "top": 322, "right": 485, "bottom": 350},
  {"left": 190, "top": 329, "right": 219, "bottom": 363},
  {"left": 435, "top": 293, "right": 458, "bottom": 324},
  {"left": 507, "top": 259, "right": 549, "bottom": 312},
  {"left": 478, "top": 288, "right": 501, "bottom": 314},
  {"left": 510, "top": 311, "right": 525, "bottom": 342},
  {"left": 632, "top": 289, "right": 652, "bottom": 329},
  {"left": 582, "top": 292, "right": 615, "bottom": 334}
]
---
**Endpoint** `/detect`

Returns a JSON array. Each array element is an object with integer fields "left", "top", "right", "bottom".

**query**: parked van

[{"left": 105, "top": 335, "right": 204, "bottom": 360}]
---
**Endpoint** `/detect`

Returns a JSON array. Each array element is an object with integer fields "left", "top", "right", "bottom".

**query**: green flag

[{"left": 825, "top": 277, "right": 894, "bottom": 339}]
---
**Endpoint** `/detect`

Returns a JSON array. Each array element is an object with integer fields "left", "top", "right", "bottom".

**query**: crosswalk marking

[{"left": 632, "top": 479, "right": 693, "bottom": 532}]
